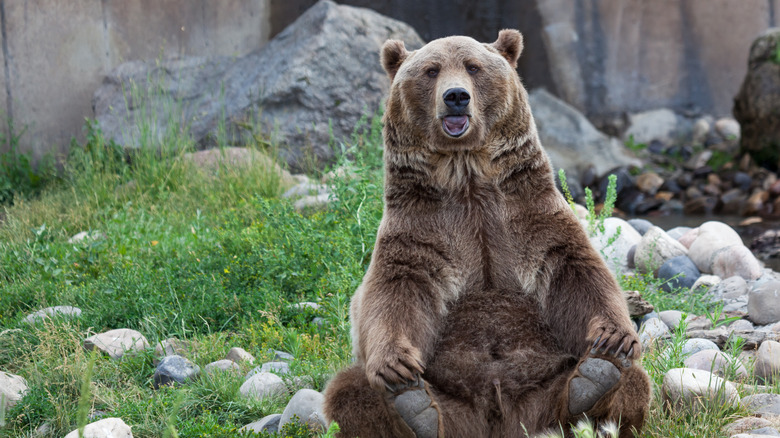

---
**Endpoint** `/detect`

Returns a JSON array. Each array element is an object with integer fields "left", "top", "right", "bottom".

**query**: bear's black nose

[{"left": 443, "top": 88, "right": 470, "bottom": 112}]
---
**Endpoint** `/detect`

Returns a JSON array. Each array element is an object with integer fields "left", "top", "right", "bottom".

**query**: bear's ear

[
  {"left": 491, "top": 29, "right": 523, "bottom": 68},
  {"left": 381, "top": 39, "right": 408, "bottom": 80}
]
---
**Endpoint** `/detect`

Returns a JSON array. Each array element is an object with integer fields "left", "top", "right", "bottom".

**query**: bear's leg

[
  {"left": 559, "top": 355, "right": 651, "bottom": 438},
  {"left": 324, "top": 364, "right": 446, "bottom": 438}
]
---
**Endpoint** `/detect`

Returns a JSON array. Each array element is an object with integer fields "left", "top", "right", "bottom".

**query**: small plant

[
  {"left": 704, "top": 302, "right": 742, "bottom": 328},
  {"left": 624, "top": 135, "right": 647, "bottom": 153}
]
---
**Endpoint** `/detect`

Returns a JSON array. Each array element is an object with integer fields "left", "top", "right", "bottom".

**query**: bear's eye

[
  {"left": 426, "top": 68, "right": 439, "bottom": 78},
  {"left": 467, "top": 65, "right": 479, "bottom": 75}
]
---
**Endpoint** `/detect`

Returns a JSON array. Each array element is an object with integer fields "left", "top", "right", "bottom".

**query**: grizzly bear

[{"left": 323, "top": 30, "right": 651, "bottom": 438}]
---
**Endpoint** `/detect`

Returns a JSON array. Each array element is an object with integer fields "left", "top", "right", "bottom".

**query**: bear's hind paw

[
  {"left": 389, "top": 378, "right": 441, "bottom": 438},
  {"left": 568, "top": 358, "right": 621, "bottom": 416}
]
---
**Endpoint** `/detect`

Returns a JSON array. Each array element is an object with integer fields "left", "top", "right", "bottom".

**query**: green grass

[{"left": 0, "top": 103, "right": 773, "bottom": 437}]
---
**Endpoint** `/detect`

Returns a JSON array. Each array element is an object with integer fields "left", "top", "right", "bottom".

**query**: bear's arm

[{"left": 354, "top": 217, "right": 458, "bottom": 391}]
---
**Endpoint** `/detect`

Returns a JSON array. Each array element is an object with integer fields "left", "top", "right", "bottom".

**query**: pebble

[
  {"left": 683, "top": 349, "right": 748, "bottom": 379},
  {"left": 153, "top": 355, "right": 200, "bottom": 389},
  {"left": 691, "top": 274, "right": 721, "bottom": 294},
  {"left": 627, "top": 218, "right": 653, "bottom": 236},
  {"left": 662, "top": 368, "right": 739, "bottom": 413},
  {"left": 681, "top": 338, "right": 719, "bottom": 357},
  {"left": 711, "top": 245, "right": 762, "bottom": 281},
  {"left": 0, "top": 370, "right": 28, "bottom": 409},
  {"left": 636, "top": 172, "right": 664, "bottom": 195},
  {"left": 226, "top": 347, "right": 256, "bottom": 365},
  {"left": 754, "top": 341, "right": 780, "bottom": 382},
  {"left": 84, "top": 329, "right": 150, "bottom": 360},
  {"left": 63, "top": 418, "right": 133, "bottom": 438},
  {"left": 749, "top": 280, "right": 780, "bottom": 325},
  {"left": 688, "top": 221, "right": 744, "bottom": 273},
  {"left": 204, "top": 359, "right": 241, "bottom": 375},
  {"left": 260, "top": 361, "right": 292, "bottom": 375},
  {"left": 634, "top": 226, "right": 688, "bottom": 274},
  {"left": 657, "top": 255, "right": 700, "bottom": 292},
  {"left": 639, "top": 317, "right": 669, "bottom": 348},
  {"left": 239, "top": 372, "right": 287, "bottom": 400},
  {"left": 658, "top": 310, "right": 692, "bottom": 331},
  {"left": 729, "top": 319, "right": 754, "bottom": 332},
  {"left": 714, "top": 117, "right": 741, "bottom": 139},
  {"left": 22, "top": 306, "right": 82, "bottom": 324},
  {"left": 278, "top": 389, "right": 327, "bottom": 432},
  {"left": 711, "top": 276, "right": 749, "bottom": 300},
  {"left": 241, "top": 414, "right": 283, "bottom": 434}
]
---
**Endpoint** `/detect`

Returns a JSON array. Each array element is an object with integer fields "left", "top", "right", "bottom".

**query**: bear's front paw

[
  {"left": 588, "top": 320, "right": 641, "bottom": 360},
  {"left": 365, "top": 343, "right": 425, "bottom": 392}
]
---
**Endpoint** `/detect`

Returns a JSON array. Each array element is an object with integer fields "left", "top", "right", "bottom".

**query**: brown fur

[{"left": 324, "top": 30, "right": 650, "bottom": 437}]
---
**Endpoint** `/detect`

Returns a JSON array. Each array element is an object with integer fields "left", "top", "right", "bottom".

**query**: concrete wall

[{"left": 0, "top": 0, "right": 270, "bottom": 160}]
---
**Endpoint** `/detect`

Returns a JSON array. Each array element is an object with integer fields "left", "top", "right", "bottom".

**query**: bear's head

[{"left": 381, "top": 30, "right": 525, "bottom": 152}]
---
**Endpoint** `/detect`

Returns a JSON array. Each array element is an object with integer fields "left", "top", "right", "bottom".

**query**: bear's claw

[
  {"left": 389, "top": 377, "right": 440, "bottom": 438},
  {"left": 568, "top": 358, "right": 621, "bottom": 416}
]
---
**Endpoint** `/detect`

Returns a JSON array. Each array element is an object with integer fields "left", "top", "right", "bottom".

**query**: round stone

[
  {"left": 84, "top": 329, "right": 149, "bottom": 360},
  {"left": 241, "top": 414, "right": 283, "bottom": 434},
  {"left": 240, "top": 372, "right": 287, "bottom": 400},
  {"left": 683, "top": 349, "right": 748, "bottom": 379},
  {"left": 755, "top": 340, "right": 780, "bottom": 381},
  {"left": 627, "top": 218, "right": 653, "bottom": 236},
  {"left": 153, "top": 355, "right": 200, "bottom": 389},
  {"left": 0, "top": 371, "right": 28, "bottom": 410},
  {"left": 681, "top": 338, "right": 719, "bottom": 357},
  {"left": 589, "top": 217, "right": 642, "bottom": 275},
  {"left": 204, "top": 359, "right": 241, "bottom": 375},
  {"left": 711, "top": 245, "right": 762, "bottom": 281},
  {"left": 748, "top": 280, "right": 780, "bottom": 325},
  {"left": 634, "top": 226, "right": 688, "bottom": 274},
  {"left": 657, "top": 255, "right": 701, "bottom": 292},
  {"left": 639, "top": 317, "right": 670, "bottom": 348},
  {"left": 662, "top": 368, "right": 739, "bottom": 413},
  {"left": 63, "top": 418, "right": 133, "bottom": 438},
  {"left": 22, "top": 306, "right": 82, "bottom": 324},
  {"left": 688, "top": 221, "right": 743, "bottom": 273},
  {"left": 226, "top": 347, "right": 256, "bottom": 365},
  {"left": 278, "top": 389, "right": 327, "bottom": 432}
]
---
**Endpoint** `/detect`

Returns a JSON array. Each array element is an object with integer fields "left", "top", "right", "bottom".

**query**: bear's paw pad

[
  {"left": 568, "top": 358, "right": 621, "bottom": 415},
  {"left": 392, "top": 381, "right": 440, "bottom": 438}
]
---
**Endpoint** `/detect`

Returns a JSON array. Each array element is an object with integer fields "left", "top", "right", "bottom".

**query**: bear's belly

[{"left": 424, "top": 289, "right": 577, "bottom": 405}]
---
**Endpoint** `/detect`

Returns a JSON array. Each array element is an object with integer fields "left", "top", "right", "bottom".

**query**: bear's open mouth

[{"left": 442, "top": 115, "right": 469, "bottom": 137}]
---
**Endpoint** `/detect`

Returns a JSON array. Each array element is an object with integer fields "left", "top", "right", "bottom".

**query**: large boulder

[
  {"left": 93, "top": 0, "right": 424, "bottom": 170},
  {"left": 529, "top": 88, "right": 641, "bottom": 182},
  {"left": 734, "top": 28, "right": 780, "bottom": 169}
]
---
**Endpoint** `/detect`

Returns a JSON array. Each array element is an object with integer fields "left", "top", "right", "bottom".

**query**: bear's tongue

[{"left": 443, "top": 115, "right": 469, "bottom": 136}]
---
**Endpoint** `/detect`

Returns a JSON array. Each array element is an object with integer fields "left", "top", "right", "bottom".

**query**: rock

[
  {"left": 624, "top": 290, "right": 655, "bottom": 318},
  {"left": 688, "top": 221, "right": 744, "bottom": 273},
  {"left": 751, "top": 229, "right": 780, "bottom": 259},
  {"left": 84, "top": 329, "right": 149, "bottom": 360},
  {"left": 291, "top": 302, "right": 321, "bottom": 312},
  {"left": 742, "top": 393, "right": 780, "bottom": 411},
  {"left": 623, "top": 109, "right": 681, "bottom": 145},
  {"left": 226, "top": 347, "right": 255, "bottom": 365},
  {"left": 662, "top": 368, "right": 739, "bottom": 412},
  {"left": 681, "top": 338, "right": 720, "bottom": 357},
  {"left": 634, "top": 226, "right": 688, "bottom": 274},
  {"left": 68, "top": 231, "right": 103, "bottom": 244},
  {"left": 657, "top": 255, "right": 701, "bottom": 292},
  {"left": 241, "top": 414, "right": 283, "bottom": 434},
  {"left": 734, "top": 28, "right": 780, "bottom": 169},
  {"left": 755, "top": 340, "right": 780, "bottom": 381},
  {"left": 22, "top": 306, "right": 81, "bottom": 324},
  {"left": 270, "top": 350, "right": 295, "bottom": 361},
  {"left": 709, "top": 276, "right": 749, "bottom": 301},
  {"left": 683, "top": 196, "right": 719, "bottom": 215},
  {"left": 260, "top": 361, "right": 291, "bottom": 375},
  {"left": 588, "top": 217, "right": 642, "bottom": 275},
  {"left": 204, "top": 359, "right": 241, "bottom": 375},
  {"left": 747, "top": 428, "right": 780, "bottom": 436},
  {"left": 714, "top": 118, "right": 741, "bottom": 140},
  {"left": 749, "top": 280, "right": 780, "bottom": 325},
  {"left": 720, "top": 188, "right": 748, "bottom": 215},
  {"left": 278, "top": 389, "right": 327, "bottom": 432},
  {"left": 724, "top": 417, "right": 773, "bottom": 435},
  {"left": 729, "top": 319, "right": 754, "bottom": 332},
  {"left": 0, "top": 371, "right": 28, "bottom": 409},
  {"left": 667, "top": 226, "right": 693, "bottom": 241},
  {"left": 282, "top": 182, "right": 330, "bottom": 199},
  {"left": 712, "top": 245, "right": 762, "bottom": 281},
  {"left": 639, "top": 317, "right": 669, "bottom": 348},
  {"left": 677, "top": 227, "right": 700, "bottom": 249},
  {"left": 691, "top": 275, "right": 721, "bottom": 294},
  {"left": 627, "top": 218, "right": 652, "bottom": 236},
  {"left": 685, "top": 150, "right": 714, "bottom": 171},
  {"left": 63, "top": 418, "right": 133, "bottom": 438},
  {"left": 153, "top": 355, "right": 200, "bottom": 389},
  {"left": 684, "top": 349, "right": 748, "bottom": 379},
  {"left": 636, "top": 172, "right": 664, "bottom": 195},
  {"left": 154, "top": 338, "right": 190, "bottom": 363},
  {"left": 692, "top": 118, "right": 711, "bottom": 144},
  {"left": 528, "top": 88, "right": 640, "bottom": 182},
  {"left": 239, "top": 372, "right": 287, "bottom": 400},
  {"left": 94, "top": 0, "right": 424, "bottom": 169},
  {"left": 293, "top": 194, "right": 332, "bottom": 211},
  {"left": 185, "top": 148, "right": 296, "bottom": 188},
  {"left": 658, "top": 310, "right": 692, "bottom": 331}
]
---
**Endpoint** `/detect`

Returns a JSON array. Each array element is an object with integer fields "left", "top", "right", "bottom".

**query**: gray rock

[
  {"left": 241, "top": 414, "right": 283, "bottom": 434},
  {"left": 94, "top": 0, "right": 424, "bottom": 170},
  {"left": 683, "top": 349, "right": 748, "bottom": 379},
  {"left": 269, "top": 350, "right": 295, "bottom": 361},
  {"left": 293, "top": 194, "right": 332, "bottom": 211},
  {"left": 68, "top": 231, "right": 104, "bottom": 244},
  {"left": 22, "top": 306, "right": 82, "bottom": 324},
  {"left": 662, "top": 368, "right": 739, "bottom": 413},
  {"left": 725, "top": 417, "right": 773, "bottom": 435},
  {"left": 711, "top": 245, "right": 762, "bottom": 281},
  {"left": 634, "top": 226, "right": 688, "bottom": 274},
  {"left": 588, "top": 217, "right": 642, "bottom": 275},
  {"left": 623, "top": 108, "right": 682, "bottom": 145},
  {"left": 749, "top": 280, "right": 780, "bottom": 325},
  {"left": 667, "top": 226, "right": 693, "bottom": 241},
  {"left": 239, "top": 372, "right": 287, "bottom": 400},
  {"left": 729, "top": 319, "right": 755, "bottom": 332},
  {"left": 0, "top": 371, "right": 28, "bottom": 409},
  {"left": 154, "top": 355, "right": 200, "bottom": 389},
  {"left": 528, "top": 88, "right": 641, "bottom": 182},
  {"left": 657, "top": 255, "right": 700, "bottom": 292},
  {"left": 261, "top": 361, "right": 291, "bottom": 375},
  {"left": 639, "top": 317, "right": 669, "bottom": 348},
  {"left": 681, "top": 338, "right": 719, "bottom": 357},
  {"left": 688, "top": 221, "right": 744, "bottom": 273},
  {"left": 63, "top": 418, "right": 133, "bottom": 438},
  {"left": 658, "top": 310, "right": 692, "bottom": 331},
  {"left": 84, "top": 329, "right": 149, "bottom": 360},
  {"left": 278, "top": 389, "right": 327, "bottom": 432},
  {"left": 747, "top": 427, "right": 780, "bottom": 436},
  {"left": 627, "top": 218, "right": 653, "bottom": 236},
  {"left": 153, "top": 338, "right": 190, "bottom": 364},
  {"left": 710, "top": 276, "right": 749, "bottom": 301},
  {"left": 714, "top": 118, "right": 740, "bottom": 140},
  {"left": 204, "top": 359, "right": 241, "bottom": 375},
  {"left": 691, "top": 274, "right": 721, "bottom": 294},
  {"left": 282, "top": 182, "right": 330, "bottom": 199},
  {"left": 755, "top": 340, "right": 780, "bottom": 381},
  {"left": 226, "top": 347, "right": 255, "bottom": 365}
]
